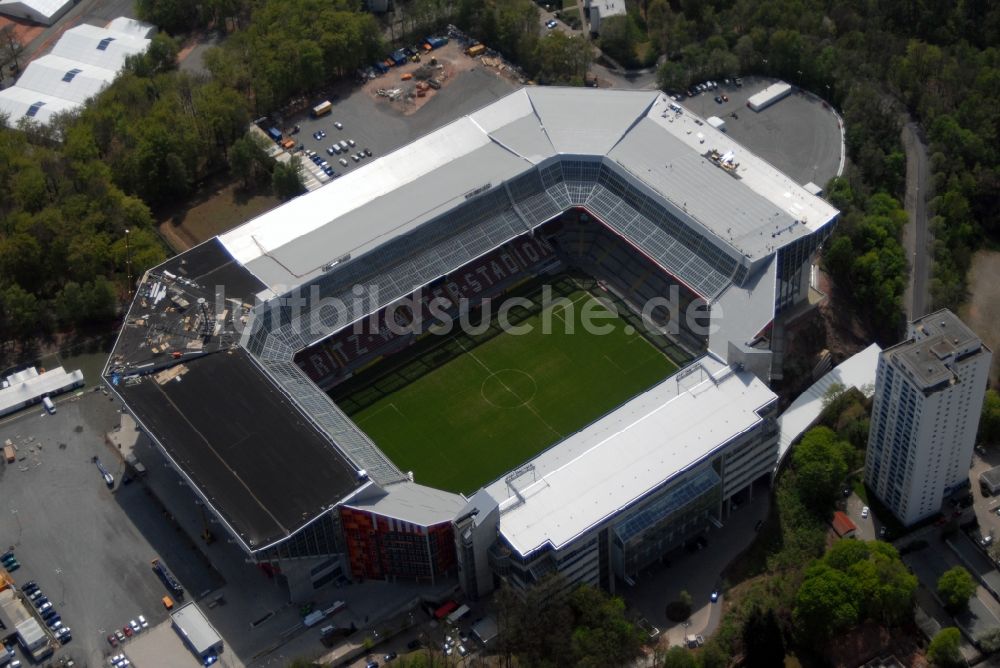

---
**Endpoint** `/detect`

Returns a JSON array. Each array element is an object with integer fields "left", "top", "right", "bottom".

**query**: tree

[
  {"left": 742, "top": 606, "right": 785, "bottom": 667},
  {"left": 926, "top": 627, "right": 963, "bottom": 667},
  {"left": 569, "top": 586, "right": 644, "bottom": 667},
  {"left": 662, "top": 646, "right": 696, "bottom": 668},
  {"left": 0, "top": 284, "right": 42, "bottom": 342},
  {"left": 793, "top": 563, "right": 861, "bottom": 642},
  {"left": 0, "top": 24, "right": 25, "bottom": 75},
  {"left": 699, "top": 641, "right": 728, "bottom": 668},
  {"left": 937, "top": 566, "right": 976, "bottom": 613},
  {"left": 534, "top": 32, "right": 592, "bottom": 85},
  {"left": 272, "top": 157, "right": 305, "bottom": 200},
  {"left": 599, "top": 15, "right": 641, "bottom": 68},
  {"left": 979, "top": 389, "right": 1000, "bottom": 446},
  {"left": 230, "top": 134, "right": 273, "bottom": 189},
  {"left": 792, "top": 426, "right": 850, "bottom": 511}
]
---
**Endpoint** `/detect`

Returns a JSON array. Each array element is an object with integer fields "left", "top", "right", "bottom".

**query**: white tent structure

[
  {"left": 106, "top": 16, "right": 157, "bottom": 38},
  {"left": 50, "top": 23, "right": 151, "bottom": 69},
  {"left": 0, "top": 19, "right": 151, "bottom": 127},
  {"left": 14, "top": 54, "right": 118, "bottom": 104},
  {"left": 0, "top": 0, "right": 72, "bottom": 25},
  {"left": 0, "top": 86, "right": 78, "bottom": 124}
]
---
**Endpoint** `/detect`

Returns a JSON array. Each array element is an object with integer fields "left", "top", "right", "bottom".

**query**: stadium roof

[
  {"left": 109, "top": 88, "right": 836, "bottom": 555},
  {"left": 220, "top": 88, "right": 836, "bottom": 298},
  {"left": 484, "top": 355, "right": 776, "bottom": 557},
  {"left": 343, "top": 481, "right": 466, "bottom": 527},
  {"left": 108, "top": 239, "right": 363, "bottom": 551}
]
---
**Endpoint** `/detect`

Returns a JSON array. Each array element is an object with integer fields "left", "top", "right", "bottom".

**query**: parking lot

[
  {"left": 267, "top": 44, "right": 520, "bottom": 187},
  {"left": 0, "top": 391, "right": 221, "bottom": 666},
  {"left": 678, "top": 75, "right": 843, "bottom": 189}
]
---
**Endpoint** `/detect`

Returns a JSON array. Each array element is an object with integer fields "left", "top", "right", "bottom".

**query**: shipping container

[
  {"left": 466, "top": 44, "right": 486, "bottom": 57},
  {"left": 311, "top": 101, "right": 333, "bottom": 117},
  {"left": 266, "top": 127, "right": 282, "bottom": 142}
]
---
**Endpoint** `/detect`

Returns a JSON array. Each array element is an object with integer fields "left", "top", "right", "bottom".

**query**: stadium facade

[{"left": 105, "top": 88, "right": 838, "bottom": 599}]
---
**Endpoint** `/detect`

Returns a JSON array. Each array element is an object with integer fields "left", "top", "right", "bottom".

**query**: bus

[{"left": 312, "top": 100, "right": 333, "bottom": 117}]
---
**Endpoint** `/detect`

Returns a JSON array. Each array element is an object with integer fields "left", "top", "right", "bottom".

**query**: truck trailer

[
  {"left": 151, "top": 559, "right": 184, "bottom": 599},
  {"left": 747, "top": 82, "right": 792, "bottom": 112}
]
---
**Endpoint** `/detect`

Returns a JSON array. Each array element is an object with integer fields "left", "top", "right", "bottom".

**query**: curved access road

[{"left": 901, "top": 121, "right": 932, "bottom": 319}]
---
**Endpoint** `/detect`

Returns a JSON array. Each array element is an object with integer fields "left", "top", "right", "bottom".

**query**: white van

[{"left": 42, "top": 397, "right": 56, "bottom": 414}]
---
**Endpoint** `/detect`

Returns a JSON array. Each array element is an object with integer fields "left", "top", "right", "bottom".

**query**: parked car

[
  {"left": 351, "top": 154, "right": 360, "bottom": 162},
  {"left": 107, "top": 633, "right": 119, "bottom": 648},
  {"left": 710, "top": 590, "right": 720, "bottom": 603},
  {"left": 861, "top": 506, "right": 870, "bottom": 519},
  {"left": 129, "top": 619, "right": 141, "bottom": 634},
  {"left": 138, "top": 615, "right": 148, "bottom": 629},
  {"left": 326, "top": 147, "right": 335, "bottom": 156},
  {"left": 115, "top": 630, "right": 126, "bottom": 643},
  {"left": 339, "top": 158, "right": 349, "bottom": 167},
  {"left": 364, "top": 147, "right": 372, "bottom": 157},
  {"left": 334, "top": 121, "right": 343, "bottom": 130},
  {"left": 55, "top": 627, "right": 71, "bottom": 643},
  {"left": 545, "top": 19, "right": 557, "bottom": 29},
  {"left": 347, "top": 138, "right": 356, "bottom": 147},
  {"left": 123, "top": 625, "right": 133, "bottom": 638}
]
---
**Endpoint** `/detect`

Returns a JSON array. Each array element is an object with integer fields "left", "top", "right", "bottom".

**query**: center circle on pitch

[{"left": 481, "top": 369, "right": 537, "bottom": 408}]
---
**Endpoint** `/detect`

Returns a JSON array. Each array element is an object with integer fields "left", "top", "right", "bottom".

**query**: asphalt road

[{"left": 902, "top": 121, "right": 932, "bottom": 319}]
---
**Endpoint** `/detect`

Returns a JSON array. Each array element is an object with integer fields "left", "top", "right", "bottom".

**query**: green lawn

[{"left": 350, "top": 290, "right": 678, "bottom": 494}]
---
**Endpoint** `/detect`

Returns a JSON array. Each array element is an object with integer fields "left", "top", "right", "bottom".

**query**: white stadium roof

[
  {"left": 220, "top": 88, "right": 837, "bottom": 298},
  {"left": 0, "top": 0, "right": 71, "bottom": 24},
  {"left": 0, "top": 19, "right": 150, "bottom": 126},
  {"left": 485, "top": 356, "right": 776, "bottom": 557}
]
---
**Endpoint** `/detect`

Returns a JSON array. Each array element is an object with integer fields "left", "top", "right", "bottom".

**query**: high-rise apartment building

[{"left": 865, "top": 309, "right": 991, "bottom": 526}]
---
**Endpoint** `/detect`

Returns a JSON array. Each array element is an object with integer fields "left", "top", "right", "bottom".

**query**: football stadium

[{"left": 105, "top": 88, "right": 838, "bottom": 599}]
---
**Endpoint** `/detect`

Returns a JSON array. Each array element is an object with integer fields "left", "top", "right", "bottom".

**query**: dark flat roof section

[{"left": 120, "top": 348, "right": 360, "bottom": 550}]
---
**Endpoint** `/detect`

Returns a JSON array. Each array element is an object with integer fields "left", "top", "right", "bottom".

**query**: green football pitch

[{"left": 349, "top": 289, "right": 679, "bottom": 494}]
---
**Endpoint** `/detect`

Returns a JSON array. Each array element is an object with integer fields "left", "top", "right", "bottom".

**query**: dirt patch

[
  {"left": 0, "top": 15, "right": 46, "bottom": 50},
  {"left": 362, "top": 41, "right": 521, "bottom": 116},
  {"left": 157, "top": 181, "right": 279, "bottom": 252},
  {"left": 960, "top": 249, "right": 1000, "bottom": 386}
]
